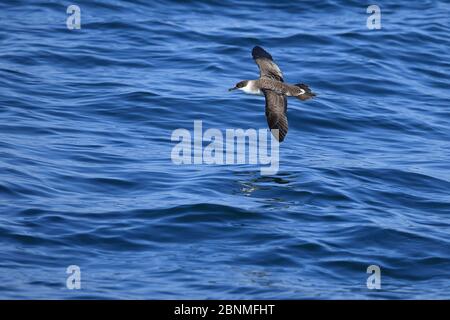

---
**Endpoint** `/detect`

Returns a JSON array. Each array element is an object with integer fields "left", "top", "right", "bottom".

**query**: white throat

[{"left": 239, "top": 81, "right": 262, "bottom": 95}]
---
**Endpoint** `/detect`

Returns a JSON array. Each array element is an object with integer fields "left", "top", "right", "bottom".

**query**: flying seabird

[{"left": 229, "top": 46, "right": 315, "bottom": 142}]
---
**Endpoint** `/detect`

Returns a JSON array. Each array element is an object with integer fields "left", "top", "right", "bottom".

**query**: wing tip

[
  {"left": 271, "top": 128, "right": 287, "bottom": 142},
  {"left": 252, "top": 46, "right": 273, "bottom": 60}
]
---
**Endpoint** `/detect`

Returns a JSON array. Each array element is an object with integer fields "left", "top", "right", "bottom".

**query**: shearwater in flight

[{"left": 229, "top": 46, "right": 316, "bottom": 142}]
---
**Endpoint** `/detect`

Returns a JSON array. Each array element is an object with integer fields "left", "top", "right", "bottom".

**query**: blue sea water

[{"left": 0, "top": 0, "right": 449, "bottom": 299}]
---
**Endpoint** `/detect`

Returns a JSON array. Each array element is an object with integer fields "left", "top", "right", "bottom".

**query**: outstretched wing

[
  {"left": 252, "top": 46, "right": 284, "bottom": 82},
  {"left": 264, "top": 90, "right": 288, "bottom": 142}
]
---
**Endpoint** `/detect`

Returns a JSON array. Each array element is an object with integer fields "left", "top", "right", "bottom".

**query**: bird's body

[
  {"left": 229, "top": 46, "right": 316, "bottom": 142},
  {"left": 241, "top": 79, "right": 309, "bottom": 97},
  {"left": 236, "top": 80, "right": 264, "bottom": 95}
]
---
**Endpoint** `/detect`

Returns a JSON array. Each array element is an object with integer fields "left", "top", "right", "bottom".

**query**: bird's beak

[{"left": 228, "top": 87, "right": 237, "bottom": 92}]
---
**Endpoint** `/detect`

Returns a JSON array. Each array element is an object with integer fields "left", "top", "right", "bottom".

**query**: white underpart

[
  {"left": 239, "top": 81, "right": 306, "bottom": 96},
  {"left": 287, "top": 88, "right": 305, "bottom": 96},
  {"left": 239, "top": 81, "right": 262, "bottom": 95}
]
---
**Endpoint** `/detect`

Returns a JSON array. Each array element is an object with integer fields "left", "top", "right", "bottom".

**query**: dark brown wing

[
  {"left": 252, "top": 46, "right": 284, "bottom": 82},
  {"left": 263, "top": 90, "right": 288, "bottom": 142}
]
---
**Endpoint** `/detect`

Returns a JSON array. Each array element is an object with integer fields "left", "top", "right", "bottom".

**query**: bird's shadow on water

[{"left": 232, "top": 170, "right": 294, "bottom": 199}]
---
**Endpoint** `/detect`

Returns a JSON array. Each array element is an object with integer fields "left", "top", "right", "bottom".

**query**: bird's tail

[{"left": 294, "top": 83, "right": 316, "bottom": 101}]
